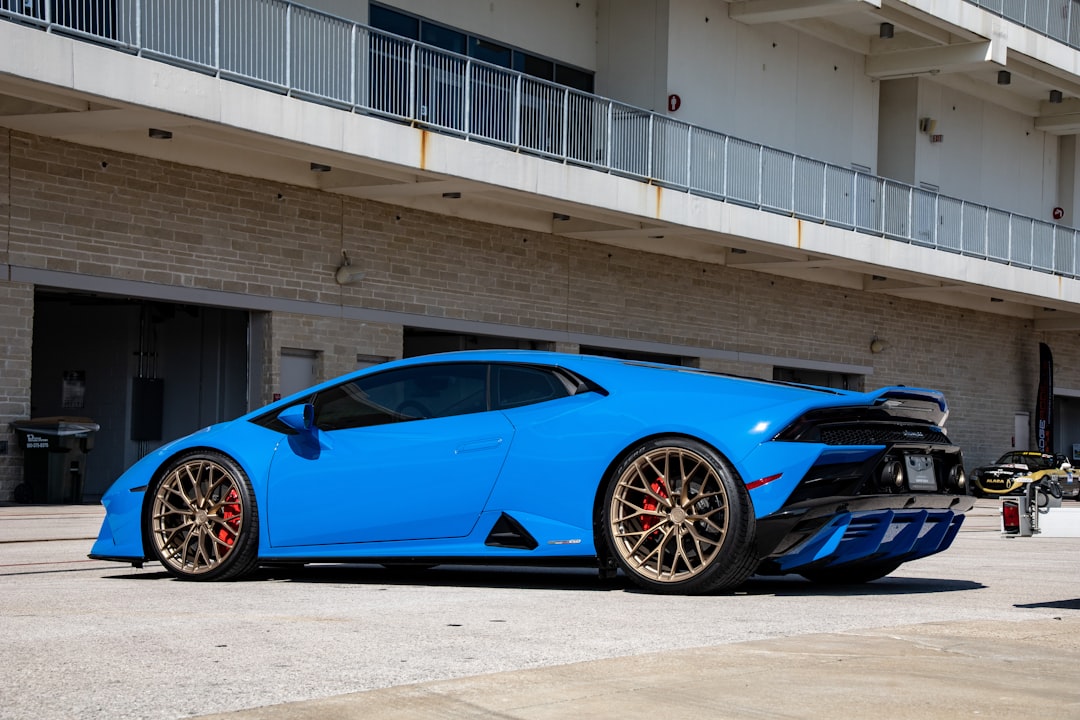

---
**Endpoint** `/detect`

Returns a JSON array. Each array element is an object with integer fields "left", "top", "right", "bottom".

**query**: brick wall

[
  {"left": 0, "top": 128, "right": 7, "bottom": 261},
  {"left": 0, "top": 130, "right": 1070, "bottom": 496},
  {"left": 266, "top": 313, "right": 402, "bottom": 405},
  {"left": 0, "top": 281, "right": 33, "bottom": 498},
  {"left": 0, "top": 132, "right": 35, "bottom": 497}
]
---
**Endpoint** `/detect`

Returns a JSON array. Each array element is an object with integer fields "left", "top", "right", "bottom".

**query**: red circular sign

[
  {"left": 667, "top": 94, "right": 681, "bottom": 112},
  {"left": 1053, "top": 207, "right": 1065, "bottom": 220}
]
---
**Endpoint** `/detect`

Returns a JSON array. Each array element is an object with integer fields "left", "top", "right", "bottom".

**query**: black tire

[
  {"left": 145, "top": 451, "right": 260, "bottom": 581},
  {"left": 800, "top": 561, "right": 901, "bottom": 585},
  {"left": 600, "top": 437, "right": 757, "bottom": 595}
]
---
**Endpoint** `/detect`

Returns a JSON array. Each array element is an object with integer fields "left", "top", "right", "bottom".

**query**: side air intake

[{"left": 484, "top": 513, "right": 539, "bottom": 550}]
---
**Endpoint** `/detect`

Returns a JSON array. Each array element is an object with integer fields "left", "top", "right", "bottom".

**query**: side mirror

[{"left": 278, "top": 403, "right": 315, "bottom": 432}]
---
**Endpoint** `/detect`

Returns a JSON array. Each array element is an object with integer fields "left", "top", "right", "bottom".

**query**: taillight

[{"left": 1002, "top": 499, "right": 1020, "bottom": 534}]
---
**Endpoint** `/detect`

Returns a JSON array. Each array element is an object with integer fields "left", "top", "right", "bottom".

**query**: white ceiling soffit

[{"left": 729, "top": 0, "right": 881, "bottom": 25}]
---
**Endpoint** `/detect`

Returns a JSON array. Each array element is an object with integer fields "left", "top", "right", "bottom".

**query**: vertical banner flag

[{"left": 1036, "top": 342, "right": 1054, "bottom": 454}]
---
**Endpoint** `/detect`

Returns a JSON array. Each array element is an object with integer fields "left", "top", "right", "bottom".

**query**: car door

[{"left": 266, "top": 362, "right": 513, "bottom": 547}]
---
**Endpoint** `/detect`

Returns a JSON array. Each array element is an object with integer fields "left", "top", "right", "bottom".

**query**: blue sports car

[{"left": 90, "top": 350, "right": 973, "bottom": 594}]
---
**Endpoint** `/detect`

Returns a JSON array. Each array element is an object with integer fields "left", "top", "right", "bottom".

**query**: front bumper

[{"left": 88, "top": 483, "right": 148, "bottom": 563}]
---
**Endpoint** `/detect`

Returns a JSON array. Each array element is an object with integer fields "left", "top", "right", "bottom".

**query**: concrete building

[{"left": 2, "top": 0, "right": 1079, "bottom": 502}]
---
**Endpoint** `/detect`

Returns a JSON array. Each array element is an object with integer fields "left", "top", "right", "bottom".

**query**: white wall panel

[
  {"left": 368, "top": 0, "right": 598, "bottom": 69},
  {"left": 597, "top": 0, "right": 666, "bottom": 110},
  {"left": 660, "top": 0, "right": 876, "bottom": 169},
  {"left": 878, "top": 78, "right": 918, "bottom": 183}
]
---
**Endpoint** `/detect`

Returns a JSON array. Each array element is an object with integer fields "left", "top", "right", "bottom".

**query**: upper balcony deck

[{"left": 2, "top": 0, "right": 1080, "bottom": 328}]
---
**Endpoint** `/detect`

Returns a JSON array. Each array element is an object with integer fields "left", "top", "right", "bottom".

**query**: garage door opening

[
  {"left": 404, "top": 328, "right": 552, "bottom": 358},
  {"left": 29, "top": 291, "right": 249, "bottom": 502},
  {"left": 579, "top": 346, "right": 689, "bottom": 365},
  {"left": 773, "top": 366, "right": 862, "bottom": 391}
]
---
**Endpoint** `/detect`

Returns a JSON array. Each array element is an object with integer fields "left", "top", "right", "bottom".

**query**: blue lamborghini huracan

[{"left": 90, "top": 350, "right": 973, "bottom": 594}]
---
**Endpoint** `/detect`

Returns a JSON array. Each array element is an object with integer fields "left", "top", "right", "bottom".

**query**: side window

[
  {"left": 493, "top": 365, "right": 570, "bottom": 410},
  {"left": 311, "top": 381, "right": 401, "bottom": 430},
  {"left": 312, "top": 364, "right": 488, "bottom": 430}
]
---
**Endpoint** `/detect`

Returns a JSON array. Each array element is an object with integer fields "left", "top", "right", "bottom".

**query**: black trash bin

[{"left": 11, "top": 417, "right": 100, "bottom": 504}]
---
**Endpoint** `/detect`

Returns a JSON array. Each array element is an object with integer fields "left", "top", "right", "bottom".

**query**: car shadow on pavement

[
  {"left": 102, "top": 563, "right": 984, "bottom": 596},
  {"left": 1014, "top": 598, "right": 1080, "bottom": 610},
  {"left": 263, "top": 563, "right": 630, "bottom": 592},
  {"left": 741, "top": 575, "right": 985, "bottom": 597}
]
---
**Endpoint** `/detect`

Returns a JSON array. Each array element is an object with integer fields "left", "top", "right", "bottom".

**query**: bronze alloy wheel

[
  {"left": 147, "top": 453, "right": 259, "bottom": 580},
  {"left": 603, "top": 438, "right": 756, "bottom": 594}
]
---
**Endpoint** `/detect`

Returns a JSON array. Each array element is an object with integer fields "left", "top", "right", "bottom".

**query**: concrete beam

[
  {"left": 1034, "top": 313, "right": 1080, "bottom": 331},
  {"left": 1035, "top": 112, "right": 1080, "bottom": 134},
  {"left": 866, "top": 41, "right": 1000, "bottom": 79},
  {"left": 0, "top": 107, "right": 174, "bottom": 136}
]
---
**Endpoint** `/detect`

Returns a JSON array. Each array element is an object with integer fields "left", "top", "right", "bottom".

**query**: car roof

[
  {"left": 381, "top": 350, "right": 836, "bottom": 391},
  {"left": 270, "top": 349, "right": 852, "bottom": 406},
  {"left": 243, "top": 348, "right": 952, "bottom": 427}
]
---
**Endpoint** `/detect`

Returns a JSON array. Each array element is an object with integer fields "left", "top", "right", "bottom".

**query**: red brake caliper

[
  {"left": 218, "top": 488, "right": 241, "bottom": 546},
  {"left": 641, "top": 476, "right": 669, "bottom": 533}
]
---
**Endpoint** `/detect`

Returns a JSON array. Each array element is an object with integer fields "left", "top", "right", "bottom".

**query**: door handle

[{"left": 455, "top": 437, "right": 504, "bottom": 454}]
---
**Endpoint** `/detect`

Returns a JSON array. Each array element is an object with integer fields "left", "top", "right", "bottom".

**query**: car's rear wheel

[
  {"left": 146, "top": 452, "right": 259, "bottom": 581},
  {"left": 601, "top": 437, "right": 757, "bottom": 594},
  {"left": 799, "top": 561, "right": 901, "bottom": 585}
]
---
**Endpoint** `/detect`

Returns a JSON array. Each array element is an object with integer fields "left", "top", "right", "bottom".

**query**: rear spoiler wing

[{"left": 869, "top": 387, "right": 948, "bottom": 427}]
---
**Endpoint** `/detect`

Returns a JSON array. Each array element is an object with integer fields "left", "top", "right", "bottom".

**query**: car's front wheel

[
  {"left": 601, "top": 437, "right": 757, "bottom": 594},
  {"left": 145, "top": 452, "right": 260, "bottom": 581}
]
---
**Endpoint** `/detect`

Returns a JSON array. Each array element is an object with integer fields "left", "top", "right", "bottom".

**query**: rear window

[{"left": 493, "top": 365, "right": 570, "bottom": 409}]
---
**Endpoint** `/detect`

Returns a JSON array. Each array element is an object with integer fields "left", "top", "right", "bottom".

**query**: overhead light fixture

[
  {"left": 879, "top": 22, "right": 894, "bottom": 39},
  {"left": 334, "top": 250, "right": 365, "bottom": 285},
  {"left": 997, "top": 70, "right": 1011, "bottom": 85},
  {"left": 148, "top": 128, "right": 172, "bottom": 140},
  {"left": 871, "top": 274, "right": 887, "bottom": 281},
  {"left": 990, "top": 297, "right": 1004, "bottom": 303},
  {"left": 552, "top": 212, "right": 570, "bottom": 221},
  {"left": 730, "top": 248, "right": 747, "bottom": 254},
  {"left": 870, "top": 337, "right": 889, "bottom": 354},
  {"left": 310, "top": 162, "right": 331, "bottom": 172},
  {"left": 1050, "top": 90, "right": 1064, "bottom": 104},
  {"left": 442, "top": 192, "right": 461, "bottom": 199}
]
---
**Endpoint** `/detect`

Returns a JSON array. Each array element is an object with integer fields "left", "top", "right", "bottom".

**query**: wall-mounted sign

[{"left": 62, "top": 370, "right": 85, "bottom": 409}]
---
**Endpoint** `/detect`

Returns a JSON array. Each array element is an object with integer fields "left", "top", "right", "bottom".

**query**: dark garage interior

[{"left": 23, "top": 291, "right": 249, "bottom": 502}]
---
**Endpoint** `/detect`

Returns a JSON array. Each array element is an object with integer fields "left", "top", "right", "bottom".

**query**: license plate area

[{"left": 905, "top": 454, "right": 937, "bottom": 491}]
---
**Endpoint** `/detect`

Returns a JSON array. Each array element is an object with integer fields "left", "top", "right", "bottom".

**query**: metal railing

[
  {"left": 964, "top": 0, "right": 1080, "bottom": 47},
  {"left": 2, "top": 0, "right": 1079, "bottom": 278}
]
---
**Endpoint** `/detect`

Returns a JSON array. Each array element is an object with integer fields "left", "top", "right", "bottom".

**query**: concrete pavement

[
  {"left": 193, "top": 617, "right": 1080, "bottom": 720},
  {"left": 3, "top": 500, "right": 1079, "bottom": 719}
]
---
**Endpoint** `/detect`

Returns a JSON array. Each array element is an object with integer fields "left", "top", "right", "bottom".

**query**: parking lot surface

[{"left": 1, "top": 500, "right": 1078, "bottom": 719}]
